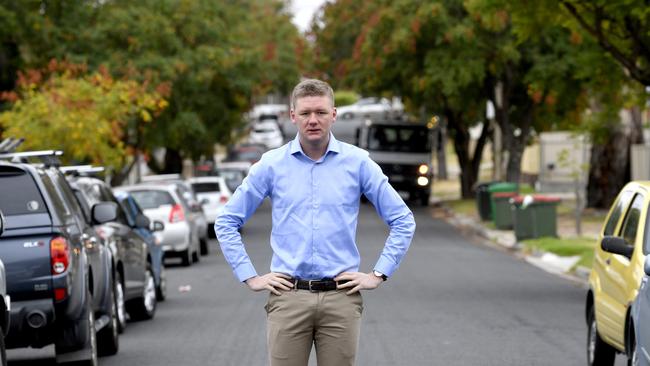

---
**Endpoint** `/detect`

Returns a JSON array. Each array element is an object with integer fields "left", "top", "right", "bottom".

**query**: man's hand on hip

[
  {"left": 334, "top": 272, "right": 383, "bottom": 295},
  {"left": 245, "top": 273, "right": 294, "bottom": 295}
]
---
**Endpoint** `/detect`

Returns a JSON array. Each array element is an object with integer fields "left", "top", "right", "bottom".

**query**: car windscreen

[
  {"left": 191, "top": 182, "right": 220, "bottom": 193},
  {"left": 130, "top": 190, "right": 175, "bottom": 209},
  {"left": 367, "top": 126, "right": 431, "bottom": 153},
  {"left": 0, "top": 168, "right": 48, "bottom": 215}
]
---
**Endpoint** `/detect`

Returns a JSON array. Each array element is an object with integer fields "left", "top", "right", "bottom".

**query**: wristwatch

[{"left": 373, "top": 270, "right": 388, "bottom": 281}]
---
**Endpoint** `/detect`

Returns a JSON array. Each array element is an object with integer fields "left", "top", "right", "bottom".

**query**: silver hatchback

[{"left": 118, "top": 183, "right": 201, "bottom": 266}]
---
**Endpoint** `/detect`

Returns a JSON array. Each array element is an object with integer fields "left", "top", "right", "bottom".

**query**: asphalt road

[{"left": 7, "top": 200, "right": 628, "bottom": 365}]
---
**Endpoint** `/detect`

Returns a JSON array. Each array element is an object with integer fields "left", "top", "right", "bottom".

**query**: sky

[{"left": 289, "top": 0, "right": 328, "bottom": 33}]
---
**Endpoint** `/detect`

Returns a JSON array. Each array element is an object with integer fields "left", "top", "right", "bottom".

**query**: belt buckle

[{"left": 308, "top": 280, "right": 317, "bottom": 293}]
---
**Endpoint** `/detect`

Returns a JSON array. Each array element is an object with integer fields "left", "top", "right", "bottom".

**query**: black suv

[{"left": 0, "top": 153, "right": 118, "bottom": 364}]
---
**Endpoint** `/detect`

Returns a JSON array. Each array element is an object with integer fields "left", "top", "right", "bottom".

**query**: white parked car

[
  {"left": 337, "top": 97, "right": 393, "bottom": 120},
  {"left": 118, "top": 183, "right": 203, "bottom": 266},
  {"left": 249, "top": 120, "right": 284, "bottom": 149},
  {"left": 188, "top": 177, "right": 233, "bottom": 236}
]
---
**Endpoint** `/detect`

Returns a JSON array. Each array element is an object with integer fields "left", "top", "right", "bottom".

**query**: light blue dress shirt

[{"left": 215, "top": 133, "right": 415, "bottom": 282}]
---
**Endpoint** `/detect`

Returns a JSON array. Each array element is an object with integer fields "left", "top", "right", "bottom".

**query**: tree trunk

[
  {"left": 586, "top": 129, "right": 630, "bottom": 208},
  {"left": 587, "top": 108, "right": 645, "bottom": 208},
  {"left": 163, "top": 149, "right": 183, "bottom": 174},
  {"left": 436, "top": 120, "right": 448, "bottom": 180}
]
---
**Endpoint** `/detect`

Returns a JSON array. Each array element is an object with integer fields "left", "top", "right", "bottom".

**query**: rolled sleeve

[
  {"left": 215, "top": 160, "right": 270, "bottom": 282},
  {"left": 361, "top": 156, "right": 416, "bottom": 278}
]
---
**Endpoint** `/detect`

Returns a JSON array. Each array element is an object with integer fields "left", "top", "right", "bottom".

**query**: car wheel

[
  {"left": 0, "top": 328, "right": 6, "bottom": 366},
  {"left": 342, "top": 112, "right": 354, "bottom": 119},
  {"left": 54, "top": 284, "right": 98, "bottom": 366},
  {"left": 419, "top": 192, "right": 430, "bottom": 207},
  {"left": 200, "top": 238, "right": 209, "bottom": 256},
  {"left": 127, "top": 266, "right": 157, "bottom": 321},
  {"left": 587, "top": 307, "right": 616, "bottom": 366},
  {"left": 629, "top": 331, "right": 637, "bottom": 366},
  {"left": 97, "top": 277, "right": 119, "bottom": 356},
  {"left": 181, "top": 248, "right": 192, "bottom": 266},
  {"left": 156, "top": 264, "right": 167, "bottom": 302},
  {"left": 114, "top": 271, "right": 127, "bottom": 333}
]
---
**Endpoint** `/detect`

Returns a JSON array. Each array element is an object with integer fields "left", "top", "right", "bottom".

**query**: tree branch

[{"left": 560, "top": 0, "right": 650, "bottom": 85}]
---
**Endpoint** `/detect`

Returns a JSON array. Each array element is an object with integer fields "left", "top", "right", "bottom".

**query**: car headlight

[
  {"left": 417, "top": 176, "right": 429, "bottom": 186},
  {"left": 418, "top": 164, "right": 429, "bottom": 175}
]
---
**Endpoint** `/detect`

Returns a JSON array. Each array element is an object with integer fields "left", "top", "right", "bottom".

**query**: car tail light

[
  {"left": 219, "top": 195, "right": 228, "bottom": 204},
  {"left": 169, "top": 204, "right": 185, "bottom": 223},
  {"left": 50, "top": 236, "right": 69, "bottom": 275}
]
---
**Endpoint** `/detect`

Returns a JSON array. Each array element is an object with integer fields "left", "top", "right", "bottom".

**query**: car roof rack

[
  {"left": 0, "top": 137, "right": 25, "bottom": 154},
  {"left": 140, "top": 174, "right": 182, "bottom": 182},
  {"left": 60, "top": 165, "right": 105, "bottom": 176},
  {"left": 0, "top": 150, "right": 63, "bottom": 167}
]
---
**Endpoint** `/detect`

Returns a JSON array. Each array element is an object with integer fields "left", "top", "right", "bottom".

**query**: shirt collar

[{"left": 290, "top": 132, "right": 341, "bottom": 158}]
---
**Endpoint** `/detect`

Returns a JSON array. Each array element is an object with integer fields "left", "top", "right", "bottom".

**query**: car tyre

[
  {"left": 127, "top": 266, "right": 157, "bottom": 321},
  {"left": 114, "top": 271, "right": 127, "bottom": 333},
  {"left": 57, "top": 287, "right": 98, "bottom": 366},
  {"left": 587, "top": 307, "right": 616, "bottom": 366},
  {"left": 0, "top": 329, "right": 6, "bottom": 366},
  {"left": 156, "top": 264, "right": 167, "bottom": 302},
  {"left": 97, "top": 277, "right": 119, "bottom": 356},
  {"left": 181, "top": 248, "right": 192, "bottom": 266},
  {"left": 200, "top": 238, "right": 209, "bottom": 256}
]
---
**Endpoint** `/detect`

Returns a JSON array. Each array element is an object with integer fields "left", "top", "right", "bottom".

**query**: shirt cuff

[
  {"left": 374, "top": 257, "right": 397, "bottom": 278},
  {"left": 234, "top": 263, "right": 258, "bottom": 283}
]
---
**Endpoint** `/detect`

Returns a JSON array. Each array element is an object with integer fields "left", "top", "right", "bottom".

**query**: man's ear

[{"left": 290, "top": 109, "right": 297, "bottom": 125}]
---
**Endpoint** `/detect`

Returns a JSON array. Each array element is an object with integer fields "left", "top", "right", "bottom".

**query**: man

[{"left": 215, "top": 79, "right": 415, "bottom": 366}]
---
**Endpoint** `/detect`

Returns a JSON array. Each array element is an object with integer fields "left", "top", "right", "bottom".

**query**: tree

[
  {"left": 0, "top": 61, "right": 167, "bottom": 172},
  {"left": 0, "top": 0, "right": 305, "bottom": 172},
  {"left": 494, "top": 0, "right": 647, "bottom": 208}
]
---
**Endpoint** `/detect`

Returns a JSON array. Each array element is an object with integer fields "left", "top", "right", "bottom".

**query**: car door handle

[{"left": 605, "top": 258, "right": 611, "bottom": 265}]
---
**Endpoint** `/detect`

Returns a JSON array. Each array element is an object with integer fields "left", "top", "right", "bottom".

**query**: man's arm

[
  {"left": 336, "top": 155, "right": 415, "bottom": 294},
  {"left": 215, "top": 161, "right": 269, "bottom": 282}
]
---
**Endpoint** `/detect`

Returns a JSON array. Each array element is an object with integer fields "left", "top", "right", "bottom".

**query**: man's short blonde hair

[{"left": 291, "top": 79, "right": 335, "bottom": 109}]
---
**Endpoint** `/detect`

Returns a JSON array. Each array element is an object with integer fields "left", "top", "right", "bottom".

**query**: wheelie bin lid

[{"left": 487, "top": 182, "right": 518, "bottom": 193}]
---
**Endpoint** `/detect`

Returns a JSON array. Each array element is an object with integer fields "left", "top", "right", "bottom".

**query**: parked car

[
  {"left": 223, "top": 143, "right": 266, "bottom": 164},
  {"left": 249, "top": 120, "right": 284, "bottom": 149},
  {"left": 140, "top": 175, "right": 210, "bottom": 251},
  {"left": 119, "top": 183, "right": 202, "bottom": 266},
  {"left": 631, "top": 255, "right": 650, "bottom": 366},
  {"left": 336, "top": 97, "right": 393, "bottom": 120},
  {"left": 69, "top": 176, "right": 160, "bottom": 329},
  {"left": 113, "top": 190, "right": 167, "bottom": 301},
  {"left": 188, "top": 176, "right": 233, "bottom": 237},
  {"left": 586, "top": 182, "right": 650, "bottom": 366},
  {"left": 0, "top": 254, "right": 10, "bottom": 366},
  {"left": 0, "top": 153, "right": 117, "bottom": 364},
  {"left": 215, "top": 161, "right": 251, "bottom": 193}
]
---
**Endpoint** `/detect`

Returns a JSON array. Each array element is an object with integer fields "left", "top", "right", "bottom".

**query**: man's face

[{"left": 290, "top": 95, "right": 336, "bottom": 146}]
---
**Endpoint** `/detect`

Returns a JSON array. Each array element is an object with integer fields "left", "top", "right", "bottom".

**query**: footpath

[{"left": 431, "top": 198, "right": 603, "bottom": 285}]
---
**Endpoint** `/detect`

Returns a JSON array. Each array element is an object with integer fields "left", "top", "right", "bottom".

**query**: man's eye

[
  {"left": 300, "top": 112, "right": 309, "bottom": 117},
  {"left": 317, "top": 111, "right": 328, "bottom": 116}
]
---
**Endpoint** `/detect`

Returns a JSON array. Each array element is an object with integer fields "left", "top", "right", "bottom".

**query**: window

[
  {"left": 130, "top": 190, "right": 175, "bottom": 209},
  {"left": 0, "top": 168, "right": 47, "bottom": 215},
  {"left": 603, "top": 191, "right": 634, "bottom": 236},
  {"left": 367, "top": 126, "right": 431, "bottom": 153},
  {"left": 192, "top": 182, "right": 221, "bottom": 193},
  {"left": 620, "top": 194, "right": 644, "bottom": 246}
]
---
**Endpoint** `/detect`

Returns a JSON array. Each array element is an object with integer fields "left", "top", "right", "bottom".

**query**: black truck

[
  {"left": 0, "top": 151, "right": 119, "bottom": 364},
  {"left": 356, "top": 119, "right": 433, "bottom": 206}
]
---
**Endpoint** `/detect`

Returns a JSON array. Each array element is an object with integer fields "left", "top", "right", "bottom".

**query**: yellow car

[{"left": 586, "top": 181, "right": 650, "bottom": 366}]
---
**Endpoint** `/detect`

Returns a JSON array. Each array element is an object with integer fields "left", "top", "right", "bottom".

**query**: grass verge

[{"left": 521, "top": 236, "right": 597, "bottom": 269}]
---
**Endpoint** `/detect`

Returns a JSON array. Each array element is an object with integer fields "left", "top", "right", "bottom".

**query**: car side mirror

[
  {"left": 135, "top": 214, "right": 151, "bottom": 229},
  {"left": 92, "top": 202, "right": 118, "bottom": 224},
  {"left": 200, "top": 198, "right": 209, "bottom": 205},
  {"left": 645, "top": 256, "right": 650, "bottom": 277},
  {"left": 601, "top": 236, "right": 634, "bottom": 259},
  {"left": 150, "top": 220, "right": 164, "bottom": 232}
]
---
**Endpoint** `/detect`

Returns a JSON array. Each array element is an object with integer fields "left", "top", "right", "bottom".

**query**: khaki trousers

[{"left": 264, "top": 289, "right": 363, "bottom": 366}]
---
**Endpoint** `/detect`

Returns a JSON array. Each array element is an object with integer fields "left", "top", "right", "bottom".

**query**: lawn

[{"left": 521, "top": 236, "right": 597, "bottom": 269}]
